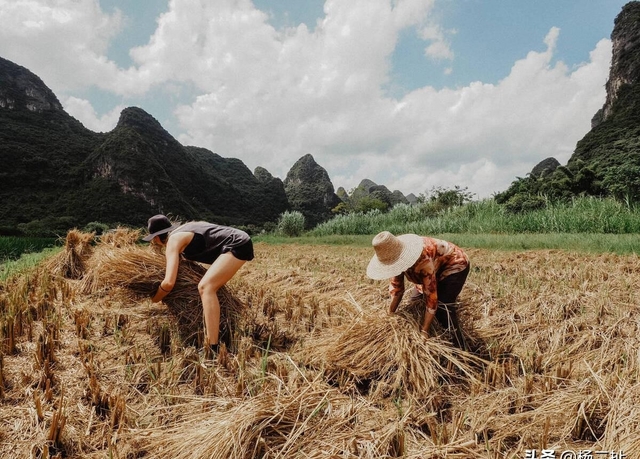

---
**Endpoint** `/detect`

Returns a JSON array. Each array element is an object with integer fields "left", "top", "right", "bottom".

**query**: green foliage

[
  {"left": 0, "top": 246, "right": 60, "bottom": 282},
  {"left": 427, "top": 185, "right": 475, "bottom": 207},
  {"left": 602, "top": 164, "right": 640, "bottom": 203},
  {"left": 332, "top": 194, "right": 388, "bottom": 214},
  {"left": 312, "top": 197, "right": 640, "bottom": 236},
  {"left": 331, "top": 180, "right": 411, "bottom": 217},
  {"left": 352, "top": 196, "right": 388, "bottom": 213},
  {"left": 17, "top": 216, "right": 79, "bottom": 238},
  {"left": 416, "top": 186, "right": 476, "bottom": 215},
  {"left": 0, "top": 236, "right": 57, "bottom": 261},
  {"left": 331, "top": 202, "right": 350, "bottom": 215},
  {"left": 83, "top": 221, "right": 111, "bottom": 235},
  {"left": 0, "top": 58, "right": 289, "bottom": 236},
  {"left": 277, "top": 211, "right": 306, "bottom": 237},
  {"left": 503, "top": 194, "right": 547, "bottom": 214},
  {"left": 236, "top": 221, "right": 278, "bottom": 236},
  {"left": 497, "top": 80, "right": 640, "bottom": 208}
]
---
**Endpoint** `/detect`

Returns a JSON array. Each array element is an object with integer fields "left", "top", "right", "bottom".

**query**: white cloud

[
  {"left": 0, "top": 0, "right": 124, "bottom": 93},
  {"left": 63, "top": 96, "right": 125, "bottom": 133},
  {"left": 351, "top": 29, "right": 611, "bottom": 197},
  {"left": 161, "top": 0, "right": 436, "bottom": 173},
  {"left": 419, "top": 24, "right": 454, "bottom": 60},
  {"left": 0, "top": 1, "right": 612, "bottom": 200},
  {"left": 169, "top": 9, "right": 608, "bottom": 199},
  {"left": 425, "top": 40, "right": 454, "bottom": 60}
]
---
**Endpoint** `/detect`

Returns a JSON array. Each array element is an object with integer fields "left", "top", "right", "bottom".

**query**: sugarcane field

[{"left": 1, "top": 228, "right": 640, "bottom": 458}]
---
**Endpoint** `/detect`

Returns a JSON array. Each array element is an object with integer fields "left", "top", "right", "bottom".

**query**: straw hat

[
  {"left": 366, "top": 231, "right": 424, "bottom": 279},
  {"left": 142, "top": 214, "right": 181, "bottom": 242}
]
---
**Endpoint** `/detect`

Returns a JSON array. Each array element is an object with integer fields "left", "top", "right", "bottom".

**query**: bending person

[
  {"left": 366, "top": 231, "right": 469, "bottom": 348},
  {"left": 142, "top": 214, "right": 254, "bottom": 354}
]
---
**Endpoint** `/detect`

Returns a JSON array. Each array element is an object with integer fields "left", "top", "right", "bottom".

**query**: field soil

[{"left": 1, "top": 234, "right": 640, "bottom": 458}]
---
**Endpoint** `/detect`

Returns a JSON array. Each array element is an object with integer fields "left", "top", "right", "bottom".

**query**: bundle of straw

[
  {"left": 136, "top": 383, "right": 404, "bottom": 459},
  {"left": 81, "top": 245, "right": 203, "bottom": 298},
  {"left": 98, "top": 226, "right": 143, "bottom": 247},
  {"left": 466, "top": 370, "right": 613, "bottom": 450},
  {"left": 46, "top": 229, "right": 95, "bottom": 279},
  {"left": 602, "top": 379, "right": 640, "bottom": 454},
  {"left": 299, "top": 307, "right": 487, "bottom": 400},
  {"left": 80, "top": 244, "right": 245, "bottom": 346}
]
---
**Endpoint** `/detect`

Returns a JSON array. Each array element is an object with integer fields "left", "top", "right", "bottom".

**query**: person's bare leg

[{"left": 198, "top": 252, "right": 245, "bottom": 346}]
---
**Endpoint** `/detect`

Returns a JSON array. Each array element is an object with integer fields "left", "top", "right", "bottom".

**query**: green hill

[
  {"left": 0, "top": 57, "right": 289, "bottom": 236},
  {"left": 496, "top": 2, "right": 640, "bottom": 210}
]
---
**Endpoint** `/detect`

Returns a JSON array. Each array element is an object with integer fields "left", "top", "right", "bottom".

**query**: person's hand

[
  {"left": 389, "top": 294, "right": 402, "bottom": 315},
  {"left": 151, "top": 284, "right": 165, "bottom": 303},
  {"left": 152, "top": 283, "right": 170, "bottom": 303}
]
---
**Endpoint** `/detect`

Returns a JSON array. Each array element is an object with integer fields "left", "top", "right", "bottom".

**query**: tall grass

[
  {"left": 277, "top": 211, "right": 305, "bottom": 237},
  {"left": 0, "top": 237, "right": 59, "bottom": 282},
  {"left": 0, "top": 247, "right": 60, "bottom": 282},
  {"left": 0, "top": 236, "right": 57, "bottom": 261},
  {"left": 311, "top": 197, "right": 640, "bottom": 236}
]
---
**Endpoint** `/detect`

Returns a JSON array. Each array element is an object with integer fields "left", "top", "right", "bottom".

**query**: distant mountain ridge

[
  {"left": 496, "top": 1, "right": 640, "bottom": 209},
  {"left": 0, "top": 55, "right": 291, "bottom": 236},
  {"left": 0, "top": 56, "right": 407, "bottom": 236},
  {"left": 334, "top": 179, "right": 410, "bottom": 215},
  {"left": 283, "top": 154, "right": 343, "bottom": 228},
  {"left": 0, "top": 57, "right": 62, "bottom": 112}
]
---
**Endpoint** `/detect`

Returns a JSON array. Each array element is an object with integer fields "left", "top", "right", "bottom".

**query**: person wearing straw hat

[
  {"left": 366, "top": 231, "right": 469, "bottom": 348},
  {"left": 142, "top": 214, "right": 254, "bottom": 355}
]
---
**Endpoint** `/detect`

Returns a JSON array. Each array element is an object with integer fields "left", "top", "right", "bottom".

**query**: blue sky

[{"left": 0, "top": 0, "right": 630, "bottom": 198}]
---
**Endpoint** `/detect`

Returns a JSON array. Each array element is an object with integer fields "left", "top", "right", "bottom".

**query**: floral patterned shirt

[{"left": 389, "top": 237, "right": 469, "bottom": 310}]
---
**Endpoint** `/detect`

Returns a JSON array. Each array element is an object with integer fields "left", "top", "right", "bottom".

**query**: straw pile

[
  {"left": 79, "top": 241, "right": 245, "bottom": 346},
  {"left": 4, "top": 238, "right": 640, "bottom": 458},
  {"left": 136, "top": 382, "right": 412, "bottom": 459},
  {"left": 98, "top": 226, "right": 143, "bottom": 247},
  {"left": 298, "top": 304, "right": 487, "bottom": 401},
  {"left": 80, "top": 244, "right": 205, "bottom": 298},
  {"left": 45, "top": 228, "right": 95, "bottom": 279}
]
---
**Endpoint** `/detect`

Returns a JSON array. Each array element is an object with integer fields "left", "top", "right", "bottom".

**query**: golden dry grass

[
  {"left": 1, "top": 231, "right": 640, "bottom": 458},
  {"left": 45, "top": 229, "right": 95, "bottom": 279}
]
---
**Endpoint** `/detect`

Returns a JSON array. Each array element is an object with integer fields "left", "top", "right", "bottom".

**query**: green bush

[
  {"left": 504, "top": 194, "right": 547, "bottom": 214},
  {"left": 311, "top": 196, "right": 640, "bottom": 236},
  {"left": 17, "top": 216, "right": 78, "bottom": 237},
  {"left": 425, "top": 185, "right": 475, "bottom": 207},
  {"left": 83, "top": 221, "right": 110, "bottom": 235},
  {"left": 277, "top": 211, "right": 305, "bottom": 237}
]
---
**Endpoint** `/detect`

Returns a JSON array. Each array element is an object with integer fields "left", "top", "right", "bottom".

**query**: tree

[{"left": 427, "top": 185, "right": 475, "bottom": 207}]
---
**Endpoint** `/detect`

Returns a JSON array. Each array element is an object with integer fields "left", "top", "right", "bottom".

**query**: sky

[{"left": 0, "top": 0, "right": 631, "bottom": 199}]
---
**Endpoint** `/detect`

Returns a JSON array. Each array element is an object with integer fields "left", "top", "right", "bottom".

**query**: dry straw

[
  {"left": 79, "top": 241, "right": 244, "bottom": 346},
  {"left": 136, "top": 381, "right": 413, "bottom": 459},
  {"left": 98, "top": 226, "right": 143, "bottom": 247},
  {"left": 45, "top": 229, "right": 95, "bottom": 279},
  {"left": 6, "top": 237, "right": 640, "bottom": 458},
  {"left": 298, "top": 304, "right": 488, "bottom": 400}
]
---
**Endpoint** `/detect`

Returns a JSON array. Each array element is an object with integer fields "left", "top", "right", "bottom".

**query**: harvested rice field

[{"left": 1, "top": 229, "right": 640, "bottom": 458}]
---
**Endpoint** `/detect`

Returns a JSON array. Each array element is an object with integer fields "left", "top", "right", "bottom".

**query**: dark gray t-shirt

[{"left": 173, "top": 221, "right": 251, "bottom": 264}]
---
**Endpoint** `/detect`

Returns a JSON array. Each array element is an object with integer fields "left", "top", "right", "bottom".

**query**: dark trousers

[{"left": 435, "top": 264, "right": 470, "bottom": 349}]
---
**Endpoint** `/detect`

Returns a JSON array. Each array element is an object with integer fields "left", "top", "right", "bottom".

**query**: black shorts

[
  {"left": 230, "top": 240, "right": 254, "bottom": 261},
  {"left": 436, "top": 264, "right": 470, "bottom": 305}
]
